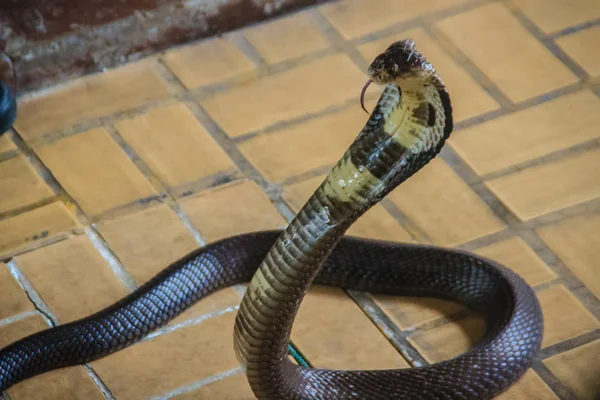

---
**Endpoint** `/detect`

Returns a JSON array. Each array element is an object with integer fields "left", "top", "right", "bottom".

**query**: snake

[{"left": 0, "top": 39, "right": 543, "bottom": 399}]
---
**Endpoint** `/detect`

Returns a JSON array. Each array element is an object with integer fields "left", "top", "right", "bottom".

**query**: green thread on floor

[{"left": 287, "top": 344, "right": 310, "bottom": 367}]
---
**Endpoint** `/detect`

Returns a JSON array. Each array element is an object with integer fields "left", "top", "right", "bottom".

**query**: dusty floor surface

[{"left": 0, "top": 0, "right": 599, "bottom": 399}]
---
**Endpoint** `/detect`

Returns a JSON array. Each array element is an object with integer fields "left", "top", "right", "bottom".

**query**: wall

[{"left": 0, "top": 0, "right": 329, "bottom": 93}]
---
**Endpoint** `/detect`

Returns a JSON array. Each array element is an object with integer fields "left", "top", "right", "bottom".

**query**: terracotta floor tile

[
  {"left": 536, "top": 285, "right": 599, "bottom": 348},
  {"left": 180, "top": 181, "right": 286, "bottom": 242},
  {"left": 0, "top": 314, "right": 49, "bottom": 349},
  {"left": 544, "top": 339, "right": 600, "bottom": 400},
  {"left": 437, "top": 3, "right": 578, "bottom": 103},
  {"left": 0, "top": 134, "right": 16, "bottom": 152},
  {"left": 0, "top": 155, "right": 53, "bottom": 214},
  {"left": 0, "top": 202, "right": 80, "bottom": 256},
  {"left": 284, "top": 175, "right": 412, "bottom": 242},
  {"left": 0, "top": 263, "right": 34, "bottom": 321},
  {"left": 293, "top": 286, "right": 409, "bottom": 369},
  {"left": 8, "top": 367, "right": 105, "bottom": 400},
  {"left": 163, "top": 37, "right": 256, "bottom": 89},
  {"left": 14, "top": 235, "right": 130, "bottom": 323},
  {"left": 95, "top": 204, "right": 198, "bottom": 285},
  {"left": 556, "top": 26, "right": 600, "bottom": 77},
  {"left": 486, "top": 149, "right": 600, "bottom": 221},
  {"left": 92, "top": 312, "right": 240, "bottom": 400},
  {"left": 115, "top": 103, "right": 236, "bottom": 192},
  {"left": 239, "top": 107, "right": 364, "bottom": 182},
  {"left": 173, "top": 372, "right": 254, "bottom": 399},
  {"left": 374, "top": 296, "right": 464, "bottom": 330},
  {"left": 387, "top": 158, "right": 505, "bottom": 246},
  {"left": 537, "top": 214, "right": 600, "bottom": 299},
  {"left": 320, "top": 0, "right": 468, "bottom": 39},
  {"left": 202, "top": 54, "right": 365, "bottom": 137},
  {"left": 244, "top": 12, "right": 329, "bottom": 64},
  {"left": 449, "top": 90, "right": 600, "bottom": 175},
  {"left": 358, "top": 29, "right": 499, "bottom": 122},
  {"left": 36, "top": 128, "right": 158, "bottom": 217},
  {"left": 475, "top": 237, "right": 556, "bottom": 287},
  {"left": 512, "top": 0, "right": 600, "bottom": 34},
  {"left": 408, "top": 315, "right": 487, "bottom": 363},
  {"left": 15, "top": 60, "right": 171, "bottom": 140},
  {"left": 495, "top": 370, "right": 559, "bottom": 400}
]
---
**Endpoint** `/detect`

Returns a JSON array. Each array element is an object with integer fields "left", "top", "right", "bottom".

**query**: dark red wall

[
  {"left": 1, "top": 1, "right": 174, "bottom": 40},
  {"left": 0, "top": 0, "right": 329, "bottom": 93}
]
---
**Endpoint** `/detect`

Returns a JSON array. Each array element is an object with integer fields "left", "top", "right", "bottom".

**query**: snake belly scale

[{"left": 0, "top": 39, "right": 543, "bottom": 399}]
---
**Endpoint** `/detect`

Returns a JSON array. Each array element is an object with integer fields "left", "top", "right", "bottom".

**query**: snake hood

[{"left": 354, "top": 38, "right": 453, "bottom": 206}]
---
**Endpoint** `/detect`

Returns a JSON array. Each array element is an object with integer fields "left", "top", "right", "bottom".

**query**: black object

[{"left": 0, "top": 81, "right": 16, "bottom": 135}]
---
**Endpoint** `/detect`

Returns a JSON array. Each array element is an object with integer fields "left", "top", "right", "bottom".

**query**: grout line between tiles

[
  {"left": 344, "top": 0, "right": 492, "bottom": 47},
  {"left": 82, "top": 364, "right": 117, "bottom": 400},
  {"left": 476, "top": 139, "right": 600, "bottom": 183},
  {"left": 311, "top": 9, "right": 370, "bottom": 73},
  {"left": 84, "top": 226, "right": 139, "bottom": 292},
  {"left": 422, "top": 24, "right": 515, "bottom": 110},
  {"left": 0, "top": 236, "right": 75, "bottom": 264},
  {"left": 0, "top": 149, "right": 18, "bottom": 163},
  {"left": 0, "top": 197, "right": 57, "bottom": 223},
  {"left": 142, "top": 306, "right": 239, "bottom": 344},
  {"left": 151, "top": 367, "right": 244, "bottom": 400},
  {"left": 231, "top": 97, "right": 361, "bottom": 144},
  {"left": 5, "top": 261, "right": 118, "bottom": 399},
  {"left": 101, "top": 122, "right": 208, "bottom": 247},
  {"left": 228, "top": 31, "right": 268, "bottom": 69},
  {"left": 503, "top": 0, "right": 591, "bottom": 81},
  {"left": 532, "top": 361, "right": 577, "bottom": 400},
  {"left": 25, "top": 97, "right": 180, "bottom": 149},
  {"left": 380, "top": 199, "right": 431, "bottom": 244},
  {"left": 546, "top": 17, "right": 600, "bottom": 39},
  {"left": 0, "top": 310, "right": 41, "bottom": 328},
  {"left": 279, "top": 165, "right": 332, "bottom": 188},
  {"left": 170, "top": 170, "right": 243, "bottom": 199},
  {"left": 181, "top": 99, "right": 298, "bottom": 221},
  {"left": 402, "top": 309, "right": 475, "bottom": 336},
  {"left": 348, "top": 291, "right": 429, "bottom": 368},
  {"left": 517, "top": 231, "right": 600, "bottom": 321},
  {"left": 539, "top": 329, "right": 600, "bottom": 361},
  {"left": 591, "top": 82, "right": 600, "bottom": 99},
  {"left": 5, "top": 260, "right": 59, "bottom": 326}
]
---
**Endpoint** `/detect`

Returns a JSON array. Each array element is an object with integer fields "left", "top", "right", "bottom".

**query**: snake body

[{"left": 0, "top": 39, "right": 543, "bottom": 399}]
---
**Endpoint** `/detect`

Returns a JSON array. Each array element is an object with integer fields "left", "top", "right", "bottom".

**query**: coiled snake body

[{"left": 0, "top": 39, "right": 543, "bottom": 399}]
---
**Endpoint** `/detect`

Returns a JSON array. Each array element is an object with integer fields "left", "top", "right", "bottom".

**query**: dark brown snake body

[{"left": 0, "top": 39, "right": 543, "bottom": 399}]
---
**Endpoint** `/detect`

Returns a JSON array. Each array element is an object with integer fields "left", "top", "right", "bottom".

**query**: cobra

[{"left": 0, "top": 39, "right": 543, "bottom": 399}]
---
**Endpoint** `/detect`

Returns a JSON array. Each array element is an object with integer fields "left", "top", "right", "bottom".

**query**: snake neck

[{"left": 233, "top": 77, "right": 452, "bottom": 398}]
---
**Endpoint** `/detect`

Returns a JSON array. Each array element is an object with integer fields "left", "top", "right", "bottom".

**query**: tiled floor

[{"left": 1, "top": 0, "right": 599, "bottom": 399}]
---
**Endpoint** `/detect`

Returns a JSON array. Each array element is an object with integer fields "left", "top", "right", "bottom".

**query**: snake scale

[{"left": 0, "top": 39, "right": 543, "bottom": 399}]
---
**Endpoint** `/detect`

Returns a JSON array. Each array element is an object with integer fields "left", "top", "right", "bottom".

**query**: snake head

[
  {"left": 360, "top": 38, "right": 437, "bottom": 113},
  {"left": 367, "top": 38, "right": 435, "bottom": 85}
]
